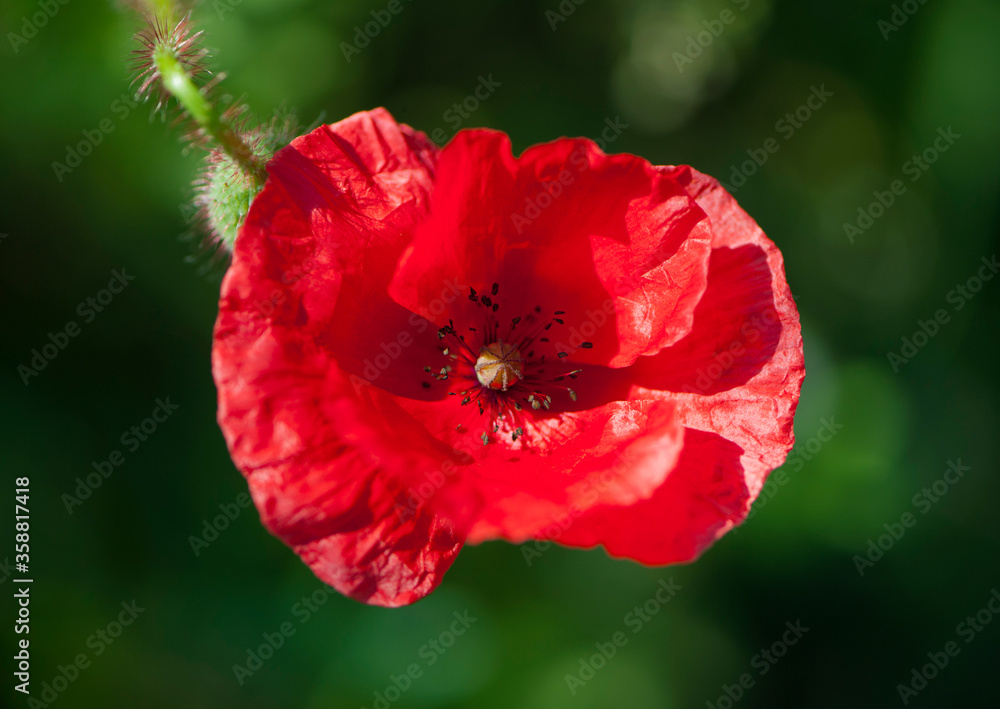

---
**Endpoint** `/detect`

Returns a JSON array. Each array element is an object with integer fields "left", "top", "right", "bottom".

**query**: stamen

[{"left": 419, "top": 284, "right": 586, "bottom": 445}]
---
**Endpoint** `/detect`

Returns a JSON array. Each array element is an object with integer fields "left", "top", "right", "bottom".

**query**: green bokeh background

[{"left": 2, "top": 0, "right": 999, "bottom": 706}]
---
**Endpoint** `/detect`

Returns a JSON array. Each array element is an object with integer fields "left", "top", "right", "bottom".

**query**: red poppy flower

[{"left": 212, "top": 108, "right": 804, "bottom": 607}]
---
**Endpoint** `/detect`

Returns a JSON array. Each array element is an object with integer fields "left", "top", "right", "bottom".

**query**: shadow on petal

[{"left": 631, "top": 244, "right": 781, "bottom": 395}]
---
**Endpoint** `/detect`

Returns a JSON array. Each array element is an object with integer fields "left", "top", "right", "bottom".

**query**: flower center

[
  {"left": 475, "top": 341, "right": 524, "bottom": 391},
  {"left": 424, "top": 282, "right": 590, "bottom": 445}
]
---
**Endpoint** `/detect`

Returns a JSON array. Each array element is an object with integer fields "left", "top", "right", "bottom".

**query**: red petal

[
  {"left": 630, "top": 243, "right": 783, "bottom": 395},
  {"left": 555, "top": 429, "right": 750, "bottom": 564},
  {"left": 551, "top": 166, "right": 804, "bottom": 564},
  {"left": 452, "top": 399, "right": 685, "bottom": 543},
  {"left": 213, "top": 109, "right": 463, "bottom": 606},
  {"left": 647, "top": 165, "right": 805, "bottom": 495},
  {"left": 387, "top": 131, "right": 713, "bottom": 368}
]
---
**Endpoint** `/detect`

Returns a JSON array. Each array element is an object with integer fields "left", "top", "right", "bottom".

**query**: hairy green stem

[{"left": 153, "top": 47, "right": 267, "bottom": 185}]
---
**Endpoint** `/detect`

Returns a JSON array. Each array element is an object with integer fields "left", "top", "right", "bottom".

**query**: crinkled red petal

[
  {"left": 387, "top": 130, "right": 713, "bottom": 369},
  {"left": 550, "top": 166, "right": 805, "bottom": 564},
  {"left": 213, "top": 109, "right": 463, "bottom": 606}
]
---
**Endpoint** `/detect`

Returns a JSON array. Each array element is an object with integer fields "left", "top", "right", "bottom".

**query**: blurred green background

[{"left": 2, "top": 0, "right": 999, "bottom": 706}]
